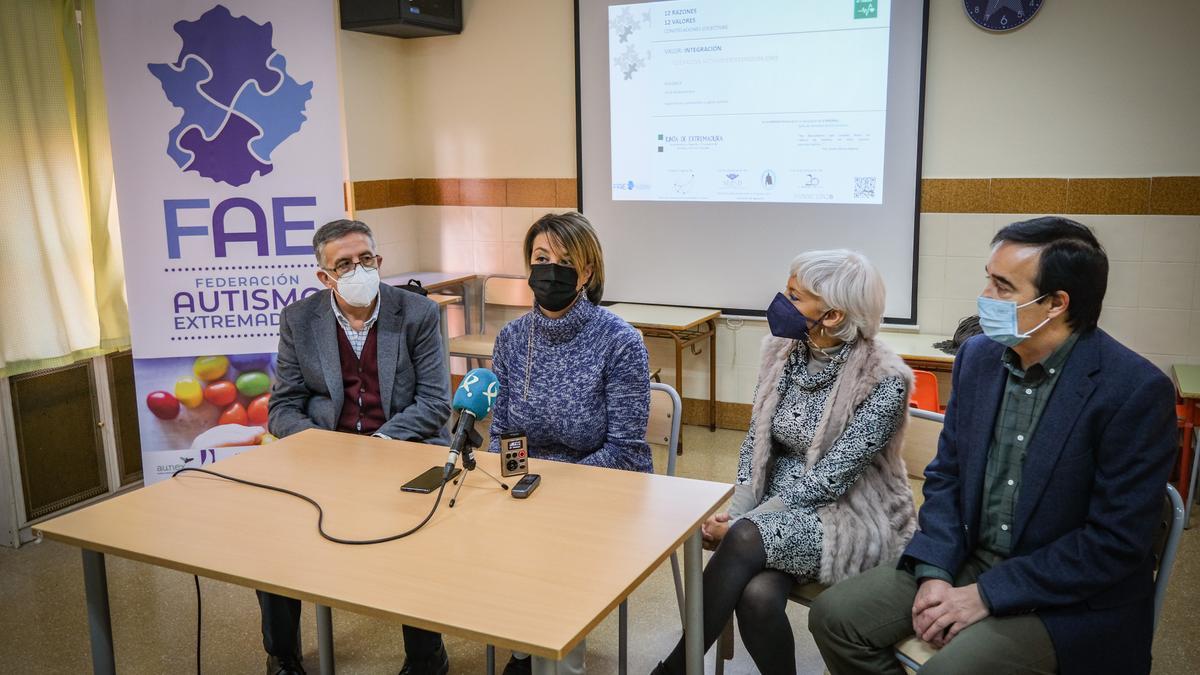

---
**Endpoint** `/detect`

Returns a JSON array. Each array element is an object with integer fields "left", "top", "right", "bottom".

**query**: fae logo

[{"left": 149, "top": 4, "right": 312, "bottom": 187}]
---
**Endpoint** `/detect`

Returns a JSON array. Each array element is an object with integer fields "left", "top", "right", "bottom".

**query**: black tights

[{"left": 661, "top": 519, "right": 797, "bottom": 675}]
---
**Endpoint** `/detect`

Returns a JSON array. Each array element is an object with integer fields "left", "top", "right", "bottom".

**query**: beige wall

[
  {"left": 922, "top": 0, "right": 1200, "bottom": 177},
  {"left": 336, "top": 0, "right": 1200, "bottom": 403},
  {"left": 339, "top": 0, "right": 575, "bottom": 179},
  {"left": 401, "top": 0, "right": 576, "bottom": 178},
  {"left": 340, "top": 0, "right": 1200, "bottom": 180},
  {"left": 339, "top": 30, "right": 421, "bottom": 271},
  {"left": 340, "top": 29, "right": 413, "bottom": 181}
]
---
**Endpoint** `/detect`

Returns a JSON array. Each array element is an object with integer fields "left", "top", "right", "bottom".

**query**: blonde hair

[
  {"left": 523, "top": 212, "right": 605, "bottom": 304},
  {"left": 789, "top": 249, "right": 886, "bottom": 340}
]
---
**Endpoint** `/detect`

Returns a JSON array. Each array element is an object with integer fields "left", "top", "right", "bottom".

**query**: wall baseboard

[
  {"left": 352, "top": 177, "right": 577, "bottom": 211},
  {"left": 681, "top": 398, "right": 752, "bottom": 431},
  {"left": 353, "top": 176, "right": 1200, "bottom": 215}
]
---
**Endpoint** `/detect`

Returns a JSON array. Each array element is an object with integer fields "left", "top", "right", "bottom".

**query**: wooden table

[
  {"left": 34, "top": 430, "right": 731, "bottom": 675},
  {"left": 384, "top": 271, "right": 478, "bottom": 333},
  {"left": 876, "top": 331, "right": 955, "bottom": 373},
  {"left": 607, "top": 303, "right": 720, "bottom": 433},
  {"left": 1171, "top": 364, "right": 1200, "bottom": 520}
]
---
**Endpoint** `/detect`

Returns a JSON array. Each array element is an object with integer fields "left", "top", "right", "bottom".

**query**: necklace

[
  {"left": 524, "top": 318, "right": 534, "bottom": 401},
  {"left": 806, "top": 336, "right": 839, "bottom": 358}
]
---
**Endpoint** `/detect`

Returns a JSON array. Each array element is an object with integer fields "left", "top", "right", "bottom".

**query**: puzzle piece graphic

[
  {"left": 148, "top": 56, "right": 227, "bottom": 168},
  {"left": 172, "top": 4, "right": 280, "bottom": 107},
  {"left": 231, "top": 53, "right": 313, "bottom": 163},
  {"left": 179, "top": 112, "right": 272, "bottom": 186},
  {"left": 147, "top": 4, "right": 311, "bottom": 186}
]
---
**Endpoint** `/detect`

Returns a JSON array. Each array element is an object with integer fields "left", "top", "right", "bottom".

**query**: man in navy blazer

[
  {"left": 261, "top": 219, "right": 452, "bottom": 675},
  {"left": 810, "top": 217, "right": 1177, "bottom": 675}
]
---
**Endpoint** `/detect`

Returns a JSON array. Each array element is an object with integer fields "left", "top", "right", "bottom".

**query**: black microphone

[
  {"left": 444, "top": 410, "right": 483, "bottom": 479},
  {"left": 443, "top": 368, "right": 499, "bottom": 480}
]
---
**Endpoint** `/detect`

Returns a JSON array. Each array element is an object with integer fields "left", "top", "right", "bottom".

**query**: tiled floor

[{"left": 1, "top": 425, "right": 1197, "bottom": 673}]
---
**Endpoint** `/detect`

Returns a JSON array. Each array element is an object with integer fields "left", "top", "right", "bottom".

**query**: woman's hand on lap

[{"left": 701, "top": 512, "right": 732, "bottom": 550}]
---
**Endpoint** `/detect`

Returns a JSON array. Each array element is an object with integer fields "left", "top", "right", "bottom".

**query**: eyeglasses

[{"left": 324, "top": 254, "right": 380, "bottom": 277}]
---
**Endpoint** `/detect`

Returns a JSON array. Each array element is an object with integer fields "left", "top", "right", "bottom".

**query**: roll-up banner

[{"left": 95, "top": 1, "right": 347, "bottom": 483}]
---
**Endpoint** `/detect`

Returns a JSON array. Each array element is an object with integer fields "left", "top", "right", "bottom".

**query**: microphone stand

[{"left": 448, "top": 425, "right": 509, "bottom": 508}]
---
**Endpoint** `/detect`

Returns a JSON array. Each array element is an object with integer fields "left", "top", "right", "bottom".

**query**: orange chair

[
  {"left": 910, "top": 369, "right": 944, "bottom": 413},
  {"left": 1175, "top": 402, "right": 1195, "bottom": 518}
]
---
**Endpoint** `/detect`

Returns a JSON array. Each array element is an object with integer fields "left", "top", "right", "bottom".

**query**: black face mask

[{"left": 528, "top": 263, "right": 581, "bottom": 312}]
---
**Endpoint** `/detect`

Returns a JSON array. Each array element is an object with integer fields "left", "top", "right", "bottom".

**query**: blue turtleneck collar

[{"left": 530, "top": 292, "right": 598, "bottom": 345}]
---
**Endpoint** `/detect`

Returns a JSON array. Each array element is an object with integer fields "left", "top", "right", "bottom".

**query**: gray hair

[
  {"left": 312, "top": 219, "right": 375, "bottom": 267},
  {"left": 789, "top": 249, "right": 886, "bottom": 341}
]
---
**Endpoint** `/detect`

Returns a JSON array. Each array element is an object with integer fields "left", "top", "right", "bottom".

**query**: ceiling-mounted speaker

[{"left": 340, "top": 0, "right": 463, "bottom": 38}]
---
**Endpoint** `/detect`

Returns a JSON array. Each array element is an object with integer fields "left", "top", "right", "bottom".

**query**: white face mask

[{"left": 333, "top": 266, "right": 380, "bottom": 307}]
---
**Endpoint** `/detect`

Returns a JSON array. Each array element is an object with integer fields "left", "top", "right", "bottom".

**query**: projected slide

[{"left": 609, "top": 0, "right": 891, "bottom": 204}]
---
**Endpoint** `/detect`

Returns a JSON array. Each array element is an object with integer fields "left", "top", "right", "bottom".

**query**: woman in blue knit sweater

[{"left": 489, "top": 211, "right": 652, "bottom": 674}]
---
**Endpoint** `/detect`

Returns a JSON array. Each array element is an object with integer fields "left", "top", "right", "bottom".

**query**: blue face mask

[
  {"left": 767, "top": 292, "right": 822, "bottom": 340},
  {"left": 977, "top": 294, "right": 1049, "bottom": 347}
]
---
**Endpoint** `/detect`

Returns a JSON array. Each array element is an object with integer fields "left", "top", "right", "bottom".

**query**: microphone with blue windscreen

[{"left": 444, "top": 368, "right": 499, "bottom": 480}]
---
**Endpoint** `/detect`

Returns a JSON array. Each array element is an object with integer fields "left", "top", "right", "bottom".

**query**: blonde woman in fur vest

[{"left": 653, "top": 250, "right": 917, "bottom": 675}]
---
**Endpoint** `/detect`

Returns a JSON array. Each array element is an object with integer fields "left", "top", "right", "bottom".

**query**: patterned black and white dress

[{"left": 735, "top": 339, "right": 908, "bottom": 578}]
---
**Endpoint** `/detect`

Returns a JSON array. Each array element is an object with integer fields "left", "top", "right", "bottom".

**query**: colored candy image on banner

[{"left": 134, "top": 352, "right": 278, "bottom": 483}]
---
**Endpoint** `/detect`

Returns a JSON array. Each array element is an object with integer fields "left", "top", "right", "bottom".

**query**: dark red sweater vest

[{"left": 335, "top": 324, "right": 386, "bottom": 435}]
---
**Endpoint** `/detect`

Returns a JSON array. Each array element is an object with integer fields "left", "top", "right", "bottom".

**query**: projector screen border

[{"left": 573, "top": 0, "right": 931, "bottom": 325}]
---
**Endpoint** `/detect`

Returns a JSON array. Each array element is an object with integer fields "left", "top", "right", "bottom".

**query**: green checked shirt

[{"left": 915, "top": 332, "right": 1079, "bottom": 584}]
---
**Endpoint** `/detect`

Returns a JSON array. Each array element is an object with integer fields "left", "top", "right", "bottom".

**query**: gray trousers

[{"left": 808, "top": 557, "right": 1057, "bottom": 675}]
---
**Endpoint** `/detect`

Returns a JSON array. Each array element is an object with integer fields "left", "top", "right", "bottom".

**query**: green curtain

[{"left": 0, "top": 0, "right": 129, "bottom": 378}]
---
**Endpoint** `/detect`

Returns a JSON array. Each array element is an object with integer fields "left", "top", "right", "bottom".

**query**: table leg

[
  {"left": 684, "top": 529, "right": 703, "bottom": 675},
  {"left": 708, "top": 320, "right": 717, "bottom": 432},
  {"left": 673, "top": 337, "right": 684, "bottom": 406},
  {"left": 462, "top": 280, "right": 474, "bottom": 337},
  {"left": 82, "top": 549, "right": 116, "bottom": 675},
  {"left": 439, "top": 304, "right": 454, "bottom": 433},
  {"left": 439, "top": 305, "right": 451, "bottom": 365},
  {"left": 486, "top": 645, "right": 496, "bottom": 675},
  {"left": 316, "top": 604, "right": 335, "bottom": 675},
  {"left": 673, "top": 333, "right": 685, "bottom": 455},
  {"left": 618, "top": 600, "right": 629, "bottom": 675}
]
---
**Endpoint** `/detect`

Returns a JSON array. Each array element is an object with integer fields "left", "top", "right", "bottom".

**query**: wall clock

[{"left": 963, "top": 0, "right": 1043, "bottom": 32}]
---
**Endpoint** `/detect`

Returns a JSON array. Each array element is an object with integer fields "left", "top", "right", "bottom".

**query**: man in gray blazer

[{"left": 261, "top": 219, "right": 452, "bottom": 675}]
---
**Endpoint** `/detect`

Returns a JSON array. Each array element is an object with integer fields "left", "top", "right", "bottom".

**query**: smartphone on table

[{"left": 401, "top": 466, "right": 461, "bottom": 494}]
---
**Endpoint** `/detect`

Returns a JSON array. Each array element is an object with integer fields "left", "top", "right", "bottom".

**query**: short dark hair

[
  {"left": 313, "top": 219, "right": 375, "bottom": 267},
  {"left": 523, "top": 212, "right": 606, "bottom": 304},
  {"left": 991, "top": 217, "right": 1108, "bottom": 332}
]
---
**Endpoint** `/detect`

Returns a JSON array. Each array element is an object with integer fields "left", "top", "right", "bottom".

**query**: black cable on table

[{"left": 171, "top": 466, "right": 448, "bottom": 544}]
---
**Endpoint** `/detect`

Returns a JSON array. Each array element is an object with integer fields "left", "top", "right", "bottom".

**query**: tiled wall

[
  {"left": 412, "top": 206, "right": 554, "bottom": 277},
  {"left": 919, "top": 213, "right": 1200, "bottom": 373},
  {"left": 361, "top": 177, "right": 1200, "bottom": 411},
  {"left": 393, "top": 205, "right": 574, "bottom": 375},
  {"left": 365, "top": 206, "right": 421, "bottom": 275}
]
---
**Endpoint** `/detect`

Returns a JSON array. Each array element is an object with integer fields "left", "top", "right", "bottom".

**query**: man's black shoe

[
  {"left": 398, "top": 642, "right": 450, "bottom": 675},
  {"left": 267, "top": 654, "right": 306, "bottom": 675},
  {"left": 502, "top": 654, "right": 532, "bottom": 675}
]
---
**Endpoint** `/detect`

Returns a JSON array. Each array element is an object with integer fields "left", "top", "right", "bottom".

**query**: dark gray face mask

[{"left": 528, "top": 263, "right": 580, "bottom": 312}]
